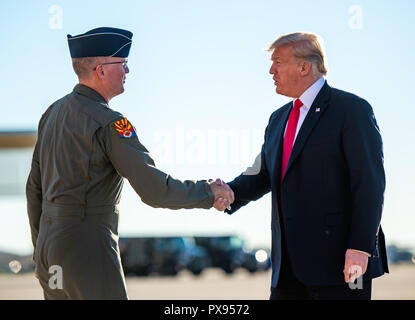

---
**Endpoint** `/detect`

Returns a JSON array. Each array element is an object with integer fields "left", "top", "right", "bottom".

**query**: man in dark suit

[{"left": 214, "top": 32, "right": 388, "bottom": 300}]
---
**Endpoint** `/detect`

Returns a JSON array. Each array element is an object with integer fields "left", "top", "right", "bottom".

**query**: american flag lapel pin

[{"left": 315, "top": 107, "right": 320, "bottom": 112}]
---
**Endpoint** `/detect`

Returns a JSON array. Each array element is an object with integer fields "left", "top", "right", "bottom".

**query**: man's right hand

[{"left": 209, "top": 178, "right": 234, "bottom": 211}]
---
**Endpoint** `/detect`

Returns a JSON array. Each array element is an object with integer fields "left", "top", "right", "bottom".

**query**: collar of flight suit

[{"left": 73, "top": 84, "right": 108, "bottom": 105}]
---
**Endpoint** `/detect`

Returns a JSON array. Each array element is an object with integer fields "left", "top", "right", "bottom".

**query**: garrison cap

[{"left": 67, "top": 27, "right": 133, "bottom": 58}]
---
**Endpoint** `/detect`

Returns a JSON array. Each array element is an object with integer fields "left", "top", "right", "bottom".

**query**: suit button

[{"left": 325, "top": 230, "right": 330, "bottom": 235}]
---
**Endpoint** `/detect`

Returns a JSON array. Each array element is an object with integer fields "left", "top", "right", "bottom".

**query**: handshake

[{"left": 208, "top": 179, "right": 234, "bottom": 212}]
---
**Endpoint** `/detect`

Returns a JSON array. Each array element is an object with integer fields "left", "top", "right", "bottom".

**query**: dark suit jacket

[{"left": 226, "top": 81, "right": 388, "bottom": 287}]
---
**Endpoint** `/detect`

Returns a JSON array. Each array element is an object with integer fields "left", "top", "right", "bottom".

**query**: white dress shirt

[{"left": 284, "top": 76, "right": 325, "bottom": 141}]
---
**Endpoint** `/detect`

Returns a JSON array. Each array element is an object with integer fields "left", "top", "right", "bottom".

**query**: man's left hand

[{"left": 343, "top": 249, "right": 369, "bottom": 283}]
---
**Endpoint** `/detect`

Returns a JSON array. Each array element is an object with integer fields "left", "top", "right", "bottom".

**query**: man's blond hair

[{"left": 267, "top": 32, "right": 328, "bottom": 77}]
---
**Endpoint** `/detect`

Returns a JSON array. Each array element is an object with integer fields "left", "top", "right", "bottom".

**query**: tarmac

[{"left": 0, "top": 264, "right": 414, "bottom": 300}]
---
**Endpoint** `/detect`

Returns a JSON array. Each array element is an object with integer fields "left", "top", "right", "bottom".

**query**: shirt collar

[
  {"left": 73, "top": 84, "right": 108, "bottom": 104},
  {"left": 297, "top": 77, "right": 325, "bottom": 110}
]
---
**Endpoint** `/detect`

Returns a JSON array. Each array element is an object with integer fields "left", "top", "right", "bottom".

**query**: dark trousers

[
  {"left": 270, "top": 240, "right": 372, "bottom": 300},
  {"left": 270, "top": 274, "right": 372, "bottom": 300},
  {"left": 271, "top": 207, "right": 372, "bottom": 300}
]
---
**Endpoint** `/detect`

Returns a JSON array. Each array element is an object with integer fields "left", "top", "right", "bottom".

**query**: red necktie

[{"left": 281, "top": 98, "right": 303, "bottom": 183}]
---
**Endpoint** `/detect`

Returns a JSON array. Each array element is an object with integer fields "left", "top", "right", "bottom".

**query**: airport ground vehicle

[
  {"left": 194, "top": 235, "right": 242, "bottom": 274},
  {"left": 119, "top": 236, "right": 210, "bottom": 276},
  {"left": 119, "top": 237, "right": 154, "bottom": 276},
  {"left": 386, "top": 245, "right": 414, "bottom": 264},
  {"left": 239, "top": 248, "right": 271, "bottom": 273},
  {"left": 119, "top": 235, "right": 270, "bottom": 277},
  {"left": 193, "top": 235, "right": 270, "bottom": 274}
]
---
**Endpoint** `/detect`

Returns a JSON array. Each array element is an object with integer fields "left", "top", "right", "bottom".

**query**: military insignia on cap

[{"left": 113, "top": 118, "right": 137, "bottom": 138}]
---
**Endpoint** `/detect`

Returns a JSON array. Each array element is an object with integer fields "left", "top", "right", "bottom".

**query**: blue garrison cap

[{"left": 67, "top": 27, "right": 133, "bottom": 58}]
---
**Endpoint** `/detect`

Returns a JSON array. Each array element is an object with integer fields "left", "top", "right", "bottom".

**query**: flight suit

[{"left": 26, "top": 84, "right": 215, "bottom": 299}]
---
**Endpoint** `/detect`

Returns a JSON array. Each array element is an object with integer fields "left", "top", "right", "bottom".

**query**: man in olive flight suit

[{"left": 26, "top": 27, "right": 233, "bottom": 300}]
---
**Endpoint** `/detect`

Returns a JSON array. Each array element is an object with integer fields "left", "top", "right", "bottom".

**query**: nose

[
  {"left": 125, "top": 65, "right": 129, "bottom": 74},
  {"left": 269, "top": 63, "right": 276, "bottom": 75}
]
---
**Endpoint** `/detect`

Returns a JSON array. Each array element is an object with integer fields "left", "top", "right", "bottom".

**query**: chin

[{"left": 112, "top": 88, "right": 124, "bottom": 98}]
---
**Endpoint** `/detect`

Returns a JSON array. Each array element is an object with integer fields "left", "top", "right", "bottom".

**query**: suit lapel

[{"left": 282, "top": 82, "right": 331, "bottom": 183}]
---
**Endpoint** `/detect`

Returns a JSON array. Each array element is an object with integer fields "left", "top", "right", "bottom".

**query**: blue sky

[{"left": 0, "top": 0, "right": 414, "bottom": 255}]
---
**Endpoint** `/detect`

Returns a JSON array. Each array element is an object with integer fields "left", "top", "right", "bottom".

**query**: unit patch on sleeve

[{"left": 113, "top": 118, "right": 137, "bottom": 138}]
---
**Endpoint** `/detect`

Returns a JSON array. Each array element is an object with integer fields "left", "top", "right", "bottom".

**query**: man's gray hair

[
  {"left": 266, "top": 32, "right": 328, "bottom": 77},
  {"left": 71, "top": 57, "right": 101, "bottom": 80}
]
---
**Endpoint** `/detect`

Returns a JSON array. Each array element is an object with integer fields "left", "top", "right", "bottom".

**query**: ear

[
  {"left": 94, "top": 65, "right": 105, "bottom": 80},
  {"left": 300, "top": 61, "right": 312, "bottom": 77}
]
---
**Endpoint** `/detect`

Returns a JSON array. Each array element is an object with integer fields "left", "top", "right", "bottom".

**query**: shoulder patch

[{"left": 113, "top": 118, "right": 137, "bottom": 138}]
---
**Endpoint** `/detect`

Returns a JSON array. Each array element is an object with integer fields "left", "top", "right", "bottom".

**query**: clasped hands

[{"left": 208, "top": 178, "right": 234, "bottom": 211}]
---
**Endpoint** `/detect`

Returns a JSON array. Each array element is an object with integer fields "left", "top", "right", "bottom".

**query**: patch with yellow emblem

[{"left": 113, "top": 118, "right": 137, "bottom": 138}]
